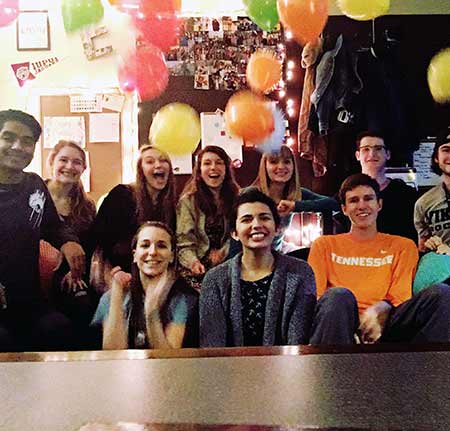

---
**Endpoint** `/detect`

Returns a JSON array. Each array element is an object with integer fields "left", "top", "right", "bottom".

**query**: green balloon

[
  {"left": 245, "top": 0, "right": 279, "bottom": 32},
  {"left": 62, "top": 0, "right": 104, "bottom": 33}
]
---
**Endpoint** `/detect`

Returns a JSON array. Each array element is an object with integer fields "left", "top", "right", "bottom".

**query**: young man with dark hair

[
  {"left": 354, "top": 130, "right": 418, "bottom": 241},
  {"left": 0, "top": 109, "right": 85, "bottom": 351},
  {"left": 415, "top": 127, "right": 450, "bottom": 253},
  {"left": 309, "top": 173, "right": 450, "bottom": 345}
]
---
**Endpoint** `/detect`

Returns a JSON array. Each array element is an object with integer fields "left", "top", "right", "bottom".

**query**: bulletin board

[{"left": 40, "top": 95, "right": 122, "bottom": 203}]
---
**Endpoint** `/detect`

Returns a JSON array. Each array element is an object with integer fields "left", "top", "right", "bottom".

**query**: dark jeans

[
  {"left": 0, "top": 300, "right": 74, "bottom": 352},
  {"left": 310, "top": 284, "right": 450, "bottom": 345},
  {"left": 51, "top": 270, "right": 100, "bottom": 350}
]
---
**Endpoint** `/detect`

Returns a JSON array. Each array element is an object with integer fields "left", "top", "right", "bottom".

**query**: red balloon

[
  {"left": 118, "top": 45, "right": 169, "bottom": 101},
  {"left": 0, "top": 0, "right": 19, "bottom": 27},
  {"left": 132, "top": 0, "right": 179, "bottom": 52}
]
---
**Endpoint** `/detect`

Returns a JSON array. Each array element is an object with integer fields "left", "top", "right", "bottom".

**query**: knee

[
  {"left": 420, "top": 283, "right": 450, "bottom": 305},
  {"left": 317, "top": 287, "right": 357, "bottom": 314},
  {"left": 320, "top": 287, "right": 357, "bottom": 306}
]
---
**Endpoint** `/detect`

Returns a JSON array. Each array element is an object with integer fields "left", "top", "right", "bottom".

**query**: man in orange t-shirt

[{"left": 308, "top": 173, "right": 450, "bottom": 345}]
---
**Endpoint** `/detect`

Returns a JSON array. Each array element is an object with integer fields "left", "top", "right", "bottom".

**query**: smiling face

[
  {"left": 0, "top": 120, "right": 36, "bottom": 174},
  {"left": 232, "top": 201, "right": 277, "bottom": 251},
  {"left": 434, "top": 140, "right": 450, "bottom": 177},
  {"left": 51, "top": 144, "right": 85, "bottom": 185},
  {"left": 133, "top": 225, "right": 174, "bottom": 279},
  {"left": 342, "top": 185, "right": 382, "bottom": 230},
  {"left": 140, "top": 148, "right": 171, "bottom": 195},
  {"left": 356, "top": 136, "right": 390, "bottom": 176},
  {"left": 200, "top": 151, "right": 226, "bottom": 190},
  {"left": 265, "top": 153, "right": 294, "bottom": 184}
]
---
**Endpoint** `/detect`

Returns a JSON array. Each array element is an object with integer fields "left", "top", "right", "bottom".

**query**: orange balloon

[
  {"left": 172, "top": 0, "right": 181, "bottom": 12},
  {"left": 277, "top": 0, "right": 328, "bottom": 45},
  {"left": 246, "top": 50, "right": 282, "bottom": 94},
  {"left": 224, "top": 91, "right": 274, "bottom": 144}
]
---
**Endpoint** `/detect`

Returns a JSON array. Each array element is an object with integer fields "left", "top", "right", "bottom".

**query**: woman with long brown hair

[
  {"left": 176, "top": 145, "right": 239, "bottom": 289},
  {"left": 92, "top": 221, "right": 199, "bottom": 349},
  {"left": 90, "top": 144, "right": 176, "bottom": 283},
  {"left": 252, "top": 145, "right": 339, "bottom": 251}
]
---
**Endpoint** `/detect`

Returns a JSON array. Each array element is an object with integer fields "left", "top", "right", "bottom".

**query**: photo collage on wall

[{"left": 165, "top": 17, "right": 284, "bottom": 91}]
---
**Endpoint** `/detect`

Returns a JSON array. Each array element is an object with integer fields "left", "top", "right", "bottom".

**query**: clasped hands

[
  {"left": 357, "top": 300, "right": 392, "bottom": 344},
  {"left": 424, "top": 235, "right": 450, "bottom": 255}
]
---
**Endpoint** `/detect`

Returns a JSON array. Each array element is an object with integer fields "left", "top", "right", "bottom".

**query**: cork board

[{"left": 40, "top": 95, "right": 122, "bottom": 203}]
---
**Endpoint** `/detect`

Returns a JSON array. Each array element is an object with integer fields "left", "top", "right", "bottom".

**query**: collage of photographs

[{"left": 165, "top": 17, "right": 284, "bottom": 91}]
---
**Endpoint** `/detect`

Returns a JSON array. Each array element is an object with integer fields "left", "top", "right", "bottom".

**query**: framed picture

[{"left": 16, "top": 11, "right": 50, "bottom": 51}]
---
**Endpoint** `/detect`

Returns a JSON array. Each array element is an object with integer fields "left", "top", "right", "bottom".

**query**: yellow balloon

[
  {"left": 337, "top": 0, "right": 390, "bottom": 21},
  {"left": 428, "top": 48, "right": 450, "bottom": 104},
  {"left": 149, "top": 103, "right": 201, "bottom": 155}
]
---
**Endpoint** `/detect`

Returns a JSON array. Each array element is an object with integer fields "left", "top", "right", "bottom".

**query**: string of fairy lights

[{"left": 275, "top": 29, "right": 297, "bottom": 151}]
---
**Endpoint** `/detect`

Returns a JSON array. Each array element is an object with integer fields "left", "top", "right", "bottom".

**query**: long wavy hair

[
  {"left": 134, "top": 145, "right": 176, "bottom": 232},
  {"left": 180, "top": 145, "right": 239, "bottom": 220},
  {"left": 128, "top": 221, "right": 177, "bottom": 347},
  {"left": 252, "top": 145, "right": 302, "bottom": 202},
  {"left": 47, "top": 140, "right": 95, "bottom": 233}
]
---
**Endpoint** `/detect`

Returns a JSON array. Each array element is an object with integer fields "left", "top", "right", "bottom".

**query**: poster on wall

[
  {"left": 16, "top": 11, "right": 50, "bottom": 51},
  {"left": 164, "top": 16, "right": 283, "bottom": 91},
  {"left": 43, "top": 116, "right": 86, "bottom": 148},
  {"left": 201, "top": 111, "right": 243, "bottom": 163},
  {"left": 413, "top": 140, "right": 441, "bottom": 187},
  {"left": 89, "top": 113, "right": 120, "bottom": 143}
]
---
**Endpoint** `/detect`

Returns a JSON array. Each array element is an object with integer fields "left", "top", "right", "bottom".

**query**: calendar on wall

[{"left": 70, "top": 95, "right": 103, "bottom": 113}]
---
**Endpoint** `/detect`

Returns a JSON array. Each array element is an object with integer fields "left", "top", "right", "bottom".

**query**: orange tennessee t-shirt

[{"left": 308, "top": 233, "right": 418, "bottom": 313}]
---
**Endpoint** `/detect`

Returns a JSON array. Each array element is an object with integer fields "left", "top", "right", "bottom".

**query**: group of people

[{"left": 1, "top": 108, "right": 450, "bottom": 352}]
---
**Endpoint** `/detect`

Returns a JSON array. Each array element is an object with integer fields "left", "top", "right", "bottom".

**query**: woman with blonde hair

[
  {"left": 177, "top": 145, "right": 239, "bottom": 289},
  {"left": 90, "top": 145, "right": 176, "bottom": 283},
  {"left": 252, "top": 145, "right": 339, "bottom": 251},
  {"left": 40, "top": 140, "right": 97, "bottom": 337}
]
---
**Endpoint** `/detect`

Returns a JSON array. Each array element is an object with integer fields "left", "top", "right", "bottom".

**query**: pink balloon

[
  {"left": 0, "top": 0, "right": 19, "bottom": 27},
  {"left": 132, "top": 0, "right": 179, "bottom": 52},
  {"left": 119, "top": 45, "right": 169, "bottom": 101}
]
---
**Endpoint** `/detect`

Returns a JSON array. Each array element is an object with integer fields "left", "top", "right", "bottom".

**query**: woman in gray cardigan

[{"left": 200, "top": 188, "right": 317, "bottom": 347}]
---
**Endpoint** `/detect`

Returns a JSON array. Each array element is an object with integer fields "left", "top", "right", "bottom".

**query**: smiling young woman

[
  {"left": 92, "top": 221, "right": 199, "bottom": 349},
  {"left": 252, "top": 145, "right": 339, "bottom": 252},
  {"left": 90, "top": 145, "right": 176, "bottom": 278},
  {"left": 176, "top": 145, "right": 239, "bottom": 290},
  {"left": 199, "top": 188, "right": 316, "bottom": 347},
  {"left": 40, "top": 140, "right": 97, "bottom": 342}
]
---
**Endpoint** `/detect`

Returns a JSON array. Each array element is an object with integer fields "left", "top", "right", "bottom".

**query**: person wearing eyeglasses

[{"left": 335, "top": 130, "right": 418, "bottom": 242}]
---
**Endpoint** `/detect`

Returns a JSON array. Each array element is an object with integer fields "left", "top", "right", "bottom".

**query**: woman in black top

[{"left": 90, "top": 145, "right": 176, "bottom": 284}]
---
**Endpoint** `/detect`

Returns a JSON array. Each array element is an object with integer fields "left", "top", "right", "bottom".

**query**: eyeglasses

[{"left": 359, "top": 145, "right": 386, "bottom": 153}]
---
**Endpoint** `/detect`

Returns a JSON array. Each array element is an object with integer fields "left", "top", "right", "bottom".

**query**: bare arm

[
  {"left": 102, "top": 269, "right": 131, "bottom": 350},
  {"left": 144, "top": 274, "right": 186, "bottom": 349}
]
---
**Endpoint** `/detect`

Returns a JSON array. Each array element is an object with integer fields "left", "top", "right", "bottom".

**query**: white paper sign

[
  {"left": 413, "top": 141, "right": 441, "bottom": 187},
  {"left": 201, "top": 111, "right": 243, "bottom": 163},
  {"left": 169, "top": 153, "right": 193, "bottom": 175},
  {"left": 43, "top": 116, "right": 86, "bottom": 148},
  {"left": 80, "top": 151, "right": 91, "bottom": 192},
  {"left": 89, "top": 113, "right": 120, "bottom": 143},
  {"left": 102, "top": 94, "right": 125, "bottom": 112}
]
